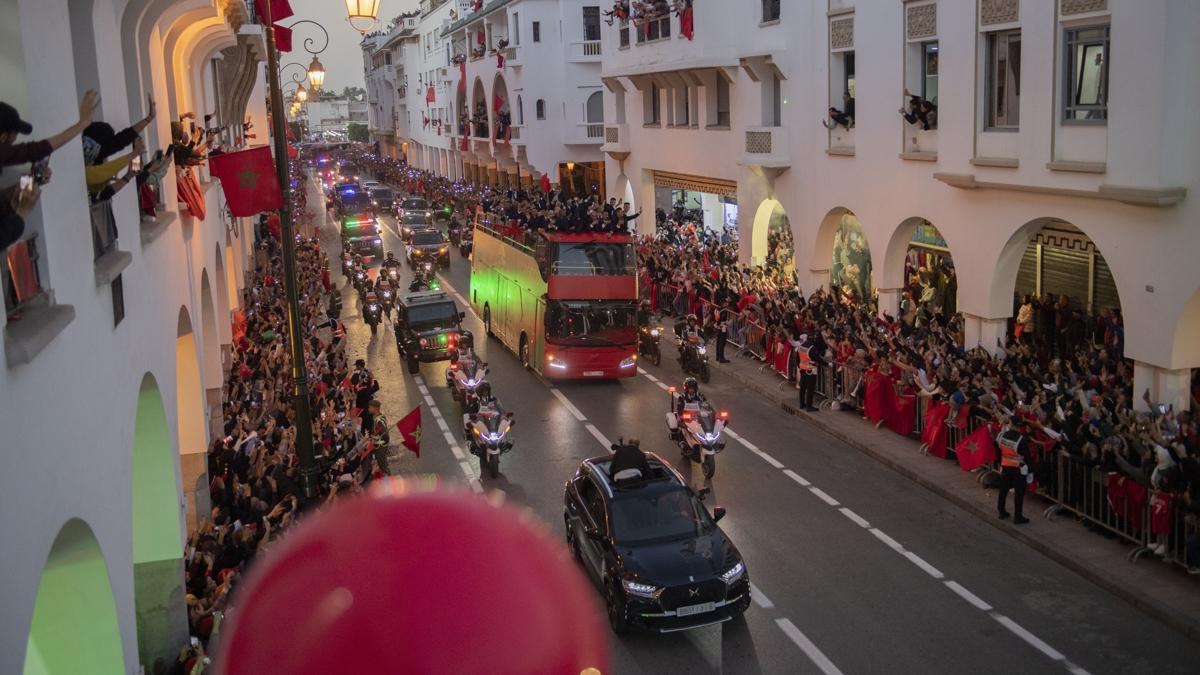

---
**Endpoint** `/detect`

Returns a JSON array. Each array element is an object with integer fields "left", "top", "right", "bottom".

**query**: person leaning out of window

[{"left": 0, "top": 91, "right": 100, "bottom": 249}]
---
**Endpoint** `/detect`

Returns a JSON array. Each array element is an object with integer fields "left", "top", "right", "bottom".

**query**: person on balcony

[
  {"left": 822, "top": 93, "right": 855, "bottom": 130},
  {"left": 0, "top": 91, "right": 99, "bottom": 168}
]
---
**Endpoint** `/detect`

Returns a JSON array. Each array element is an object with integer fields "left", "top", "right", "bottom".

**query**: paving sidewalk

[{"left": 708, "top": 346, "right": 1200, "bottom": 642}]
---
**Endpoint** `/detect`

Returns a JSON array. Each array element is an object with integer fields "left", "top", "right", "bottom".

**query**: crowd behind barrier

[{"left": 350, "top": 149, "right": 1200, "bottom": 578}]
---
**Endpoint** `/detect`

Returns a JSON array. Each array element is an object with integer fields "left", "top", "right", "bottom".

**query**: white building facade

[
  {"left": 600, "top": 0, "right": 1200, "bottom": 411},
  {"left": 364, "top": 0, "right": 606, "bottom": 190},
  {"left": 0, "top": 1, "right": 270, "bottom": 672}
]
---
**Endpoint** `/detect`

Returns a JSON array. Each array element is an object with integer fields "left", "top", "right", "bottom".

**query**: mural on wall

[
  {"left": 831, "top": 212, "right": 872, "bottom": 305},
  {"left": 910, "top": 220, "right": 948, "bottom": 249}
]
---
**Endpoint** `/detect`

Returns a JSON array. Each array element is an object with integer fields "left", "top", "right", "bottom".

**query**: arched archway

[
  {"left": 750, "top": 199, "right": 792, "bottom": 274},
  {"left": 882, "top": 217, "right": 957, "bottom": 320},
  {"left": 176, "top": 306, "right": 207, "bottom": 527},
  {"left": 23, "top": 519, "right": 124, "bottom": 675},
  {"left": 586, "top": 90, "right": 604, "bottom": 124},
  {"left": 812, "top": 208, "right": 873, "bottom": 306},
  {"left": 213, "top": 243, "right": 231, "bottom": 347},
  {"left": 199, "top": 270, "right": 221, "bottom": 389},
  {"left": 131, "top": 374, "right": 187, "bottom": 669},
  {"left": 1172, "top": 288, "right": 1200, "bottom": 369},
  {"left": 470, "top": 77, "right": 488, "bottom": 138},
  {"left": 492, "top": 72, "right": 510, "bottom": 144},
  {"left": 993, "top": 218, "right": 1122, "bottom": 352}
]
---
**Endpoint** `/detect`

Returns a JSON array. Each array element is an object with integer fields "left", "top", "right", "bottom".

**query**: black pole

[{"left": 262, "top": 1, "right": 320, "bottom": 504}]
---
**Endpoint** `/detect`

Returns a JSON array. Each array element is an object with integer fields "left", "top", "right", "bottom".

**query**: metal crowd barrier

[{"left": 1044, "top": 452, "right": 1155, "bottom": 561}]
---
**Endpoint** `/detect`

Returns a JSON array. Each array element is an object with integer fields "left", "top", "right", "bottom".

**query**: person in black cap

[{"left": 0, "top": 90, "right": 99, "bottom": 168}]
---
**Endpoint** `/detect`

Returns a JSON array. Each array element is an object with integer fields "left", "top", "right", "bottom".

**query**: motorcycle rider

[
  {"left": 362, "top": 289, "right": 381, "bottom": 329},
  {"left": 675, "top": 376, "right": 706, "bottom": 417},
  {"left": 455, "top": 330, "right": 477, "bottom": 361},
  {"left": 462, "top": 381, "right": 502, "bottom": 439},
  {"left": 381, "top": 250, "right": 402, "bottom": 282},
  {"left": 375, "top": 276, "right": 395, "bottom": 321}
]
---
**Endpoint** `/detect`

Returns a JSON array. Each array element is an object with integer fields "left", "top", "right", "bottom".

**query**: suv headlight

[
  {"left": 622, "top": 579, "right": 661, "bottom": 598},
  {"left": 719, "top": 561, "right": 745, "bottom": 584}
]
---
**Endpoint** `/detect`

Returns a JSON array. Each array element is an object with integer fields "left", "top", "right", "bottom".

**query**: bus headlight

[{"left": 547, "top": 356, "right": 567, "bottom": 370}]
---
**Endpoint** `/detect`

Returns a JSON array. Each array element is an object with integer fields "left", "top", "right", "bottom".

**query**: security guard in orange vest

[{"left": 996, "top": 417, "right": 1033, "bottom": 524}]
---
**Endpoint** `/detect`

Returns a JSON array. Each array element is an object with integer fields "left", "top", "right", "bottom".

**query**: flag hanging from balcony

[
  {"left": 458, "top": 62, "right": 467, "bottom": 93},
  {"left": 496, "top": 51, "right": 504, "bottom": 69},
  {"left": 256, "top": 0, "right": 294, "bottom": 23},
  {"left": 274, "top": 25, "right": 293, "bottom": 53},
  {"left": 209, "top": 146, "right": 283, "bottom": 217},
  {"left": 493, "top": 95, "right": 504, "bottom": 113},
  {"left": 426, "top": 86, "right": 436, "bottom": 104},
  {"left": 679, "top": 1, "right": 694, "bottom": 41}
]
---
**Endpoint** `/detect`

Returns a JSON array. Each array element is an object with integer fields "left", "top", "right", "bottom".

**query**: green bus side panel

[{"left": 469, "top": 228, "right": 549, "bottom": 367}]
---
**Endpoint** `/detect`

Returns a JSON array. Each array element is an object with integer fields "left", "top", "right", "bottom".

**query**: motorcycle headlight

[
  {"left": 368, "top": 304, "right": 378, "bottom": 310},
  {"left": 650, "top": 328, "right": 660, "bottom": 337},
  {"left": 622, "top": 579, "right": 661, "bottom": 598},
  {"left": 720, "top": 561, "right": 745, "bottom": 584},
  {"left": 697, "top": 345, "right": 708, "bottom": 355},
  {"left": 374, "top": 238, "right": 382, "bottom": 244},
  {"left": 619, "top": 355, "right": 637, "bottom": 369},
  {"left": 485, "top": 432, "right": 504, "bottom": 443}
]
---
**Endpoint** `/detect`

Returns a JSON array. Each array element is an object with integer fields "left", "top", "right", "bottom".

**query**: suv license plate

[
  {"left": 583, "top": 370, "right": 603, "bottom": 377},
  {"left": 676, "top": 602, "right": 715, "bottom": 617}
]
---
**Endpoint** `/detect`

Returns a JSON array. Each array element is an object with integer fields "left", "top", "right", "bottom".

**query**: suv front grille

[{"left": 659, "top": 579, "right": 725, "bottom": 610}]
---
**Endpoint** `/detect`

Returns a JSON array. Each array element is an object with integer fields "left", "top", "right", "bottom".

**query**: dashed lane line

[
  {"left": 902, "top": 550, "right": 945, "bottom": 580},
  {"left": 808, "top": 486, "right": 840, "bottom": 507},
  {"left": 548, "top": 387, "right": 588, "bottom": 422},
  {"left": 782, "top": 469, "right": 811, "bottom": 487},
  {"left": 838, "top": 507, "right": 871, "bottom": 529},
  {"left": 775, "top": 619, "right": 846, "bottom": 675},
  {"left": 869, "top": 528, "right": 905, "bottom": 552},
  {"left": 584, "top": 423, "right": 613, "bottom": 450},
  {"left": 943, "top": 581, "right": 992, "bottom": 612},
  {"left": 749, "top": 583, "right": 774, "bottom": 609}
]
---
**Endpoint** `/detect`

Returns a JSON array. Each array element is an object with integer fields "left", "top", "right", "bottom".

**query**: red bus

[{"left": 469, "top": 222, "right": 639, "bottom": 379}]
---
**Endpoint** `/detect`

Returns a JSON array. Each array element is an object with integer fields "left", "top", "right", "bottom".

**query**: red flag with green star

[
  {"left": 208, "top": 146, "right": 283, "bottom": 217},
  {"left": 396, "top": 406, "right": 422, "bottom": 457}
]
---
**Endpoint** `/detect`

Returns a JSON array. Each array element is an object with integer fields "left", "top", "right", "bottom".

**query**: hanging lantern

[
  {"left": 307, "top": 55, "right": 326, "bottom": 90},
  {"left": 344, "top": 0, "right": 380, "bottom": 34},
  {"left": 296, "top": 85, "right": 308, "bottom": 102}
]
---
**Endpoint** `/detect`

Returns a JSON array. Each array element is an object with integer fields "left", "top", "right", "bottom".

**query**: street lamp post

[{"left": 261, "top": 0, "right": 320, "bottom": 505}]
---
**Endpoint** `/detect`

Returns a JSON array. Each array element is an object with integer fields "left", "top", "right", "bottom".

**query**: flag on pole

[
  {"left": 208, "top": 146, "right": 283, "bottom": 217},
  {"left": 396, "top": 406, "right": 422, "bottom": 457},
  {"left": 256, "top": 0, "right": 294, "bottom": 23},
  {"left": 275, "top": 25, "right": 293, "bottom": 52}
]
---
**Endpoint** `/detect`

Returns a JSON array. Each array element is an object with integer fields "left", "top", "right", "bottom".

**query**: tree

[
  {"left": 347, "top": 123, "right": 369, "bottom": 142},
  {"left": 341, "top": 86, "right": 367, "bottom": 102}
]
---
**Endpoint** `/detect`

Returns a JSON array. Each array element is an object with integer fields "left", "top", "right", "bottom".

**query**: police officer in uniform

[
  {"left": 365, "top": 399, "right": 392, "bottom": 478},
  {"left": 996, "top": 417, "right": 1032, "bottom": 524}
]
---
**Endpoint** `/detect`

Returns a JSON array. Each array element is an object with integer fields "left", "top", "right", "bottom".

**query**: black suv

[
  {"left": 563, "top": 453, "right": 750, "bottom": 634},
  {"left": 394, "top": 290, "right": 465, "bottom": 374}
]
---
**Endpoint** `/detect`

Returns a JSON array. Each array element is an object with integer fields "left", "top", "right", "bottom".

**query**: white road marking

[
  {"left": 434, "top": 417, "right": 451, "bottom": 434},
  {"left": 429, "top": 406, "right": 443, "bottom": 419},
  {"left": 902, "top": 550, "right": 944, "bottom": 579},
  {"left": 749, "top": 583, "right": 774, "bottom": 609},
  {"left": 469, "top": 478, "right": 483, "bottom": 494},
  {"left": 783, "top": 469, "right": 811, "bottom": 487},
  {"left": 991, "top": 614, "right": 1067, "bottom": 662},
  {"left": 655, "top": 381, "right": 670, "bottom": 391},
  {"left": 548, "top": 387, "right": 587, "bottom": 421},
  {"left": 943, "top": 581, "right": 992, "bottom": 611},
  {"left": 449, "top": 444, "right": 466, "bottom": 461},
  {"left": 638, "top": 368, "right": 659, "bottom": 382},
  {"left": 808, "top": 487, "right": 840, "bottom": 507},
  {"left": 417, "top": 384, "right": 430, "bottom": 396},
  {"left": 775, "top": 619, "right": 845, "bottom": 675},
  {"left": 869, "top": 528, "right": 905, "bottom": 552},
  {"left": 723, "top": 428, "right": 740, "bottom": 439},
  {"left": 838, "top": 507, "right": 870, "bottom": 529},
  {"left": 750, "top": 447, "right": 785, "bottom": 469},
  {"left": 584, "top": 423, "right": 613, "bottom": 449}
]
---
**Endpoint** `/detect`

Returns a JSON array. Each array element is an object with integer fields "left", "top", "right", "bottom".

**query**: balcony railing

[
  {"left": 91, "top": 199, "right": 119, "bottom": 260},
  {"left": 601, "top": 123, "right": 630, "bottom": 154},
  {"left": 635, "top": 16, "right": 671, "bottom": 44},
  {"left": 570, "top": 40, "right": 602, "bottom": 61},
  {"left": 741, "top": 126, "right": 790, "bottom": 168}
]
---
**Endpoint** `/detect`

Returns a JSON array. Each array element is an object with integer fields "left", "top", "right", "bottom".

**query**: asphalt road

[{"left": 319, "top": 174, "right": 1200, "bottom": 675}]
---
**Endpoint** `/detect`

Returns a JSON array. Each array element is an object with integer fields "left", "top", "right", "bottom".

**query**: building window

[
  {"left": 922, "top": 42, "right": 939, "bottom": 104},
  {"left": 1063, "top": 25, "right": 1109, "bottom": 123},
  {"left": 517, "top": 96, "right": 524, "bottom": 124},
  {"left": 771, "top": 73, "right": 782, "bottom": 126},
  {"left": 583, "top": 7, "right": 601, "bottom": 41},
  {"left": 111, "top": 274, "right": 125, "bottom": 327},
  {"left": 536, "top": 99, "right": 546, "bottom": 120},
  {"left": 645, "top": 84, "right": 661, "bottom": 125},
  {"left": 619, "top": 20, "right": 630, "bottom": 48},
  {"left": 533, "top": 21, "right": 541, "bottom": 43},
  {"left": 714, "top": 76, "right": 730, "bottom": 126},
  {"left": 513, "top": 13, "right": 520, "bottom": 45},
  {"left": 762, "top": 0, "right": 781, "bottom": 22},
  {"left": 985, "top": 29, "right": 1021, "bottom": 129},
  {"left": 842, "top": 52, "right": 855, "bottom": 98}
]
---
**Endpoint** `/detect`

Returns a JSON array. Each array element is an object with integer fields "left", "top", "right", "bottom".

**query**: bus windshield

[
  {"left": 546, "top": 301, "right": 637, "bottom": 347},
  {"left": 552, "top": 242, "right": 636, "bottom": 276}
]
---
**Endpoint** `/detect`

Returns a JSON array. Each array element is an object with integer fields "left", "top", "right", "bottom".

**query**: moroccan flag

[
  {"left": 209, "top": 146, "right": 283, "bottom": 217},
  {"left": 458, "top": 62, "right": 467, "bottom": 93},
  {"left": 1150, "top": 492, "right": 1175, "bottom": 535},
  {"left": 256, "top": 0, "right": 294, "bottom": 23},
  {"left": 275, "top": 25, "right": 293, "bottom": 52},
  {"left": 426, "top": 86, "right": 436, "bottom": 104},
  {"left": 887, "top": 390, "right": 917, "bottom": 437},
  {"left": 955, "top": 424, "right": 998, "bottom": 471},
  {"left": 921, "top": 401, "right": 951, "bottom": 458},
  {"left": 496, "top": 52, "right": 505, "bottom": 69},
  {"left": 680, "top": 6, "right": 694, "bottom": 40},
  {"left": 863, "top": 368, "right": 893, "bottom": 424},
  {"left": 540, "top": 173, "right": 551, "bottom": 193},
  {"left": 396, "top": 406, "right": 422, "bottom": 457}
]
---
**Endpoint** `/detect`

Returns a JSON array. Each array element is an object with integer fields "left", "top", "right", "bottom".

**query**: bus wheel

[
  {"left": 483, "top": 305, "right": 494, "bottom": 337},
  {"left": 519, "top": 335, "right": 530, "bottom": 369}
]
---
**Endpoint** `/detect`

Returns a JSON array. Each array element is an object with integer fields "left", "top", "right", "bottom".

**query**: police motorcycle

[
  {"left": 362, "top": 290, "right": 382, "bottom": 335},
  {"left": 409, "top": 261, "right": 437, "bottom": 293},
  {"left": 447, "top": 220, "right": 462, "bottom": 248},
  {"left": 636, "top": 301, "right": 662, "bottom": 367},
  {"left": 674, "top": 315, "right": 711, "bottom": 383},
  {"left": 458, "top": 226, "right": 474, "bottom": 258},
  {"left": 665, "top": 378, "right": 728, "bottom": 481},
  {"left": 381, "top": 251, "right": 403, "bottom": 286},
  {"left": 377, "top": 279, "right": 396, "bottom": 321},
  {"left": 462, "top": 383, "right": 514, "bottom": 479},
  {"left": 444, "top": 333, "right": 488, "bottom": 410},
  {"left": 341, "top": 252, "right": 357, "bottom": 279}
]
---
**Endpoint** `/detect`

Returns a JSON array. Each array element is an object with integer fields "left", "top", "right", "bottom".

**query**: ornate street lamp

[
  {"left": 345, "top": 0, "right": 380, "bottom": 34},
  {"left": 307, "top": 55, "right": 326, "bottom": 90},
  {"left": 295, "top": 84, "right": 308, "bottom": 102}
]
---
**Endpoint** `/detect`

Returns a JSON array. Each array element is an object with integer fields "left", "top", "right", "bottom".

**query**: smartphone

[
  {"left": 31, "top": 159, "right": 49, "bottom": 185},
  {"left": 131, "top": 155, "right": 142, "bottom": 172},
  {"left": 19, "top": 175, "right": 33, "bottom": 190}
]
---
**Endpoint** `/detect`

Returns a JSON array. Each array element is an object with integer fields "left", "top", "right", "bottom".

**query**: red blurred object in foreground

[{"left": 215, "top": 489, "right": 611, "bottom": 675}]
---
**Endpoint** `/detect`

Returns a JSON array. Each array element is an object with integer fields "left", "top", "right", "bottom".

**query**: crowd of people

[{"left": 170, "top": 162, "right": 395, "bottom": 673}]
